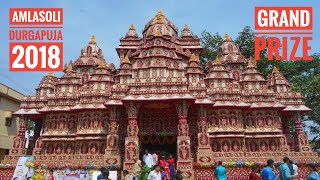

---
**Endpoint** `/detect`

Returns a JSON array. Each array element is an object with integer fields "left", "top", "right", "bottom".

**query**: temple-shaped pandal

[{"left": 3, "top": 10, "right": 318, "bottom": 179}]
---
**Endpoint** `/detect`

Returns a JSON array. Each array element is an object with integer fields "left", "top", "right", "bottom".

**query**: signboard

[
  {"left": 53, "top": 169, "right": 66, "bottom": 180},
  {"left": 77, "top": 170, "right": 89, "bottom": 180},
  {"left": 12, "top": 156, "right": 34, "bottom": 180},
  {"left": 64, "top": 169, "right": 78, "bottom": 180}
]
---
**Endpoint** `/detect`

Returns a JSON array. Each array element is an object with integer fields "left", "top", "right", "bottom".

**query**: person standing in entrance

[
  {"left": 152, "top": 151, "right": 158, "bottom": 165},
  {"left": 140, "top": 161, "right": 151, "bottom": 180},
  {"left": 167, "top": 154, "right": 175, "bottom": 180},
  {"left": 143, "top": 149, "right": 155, "bottom": 168},
  {"left": 159, "top": 157, "right": 170, "bottom": 180},
  {"left": 214, "top": 161, "right": 226, "bottom": 180},
  {"left": 160, "top": 166, "right": 168, "bottom": 180},
  {"left": 148, "top": 165, "right": 162, "bottom": 180}
]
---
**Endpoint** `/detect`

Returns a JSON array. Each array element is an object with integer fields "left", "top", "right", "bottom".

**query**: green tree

[
  {"left": 26, "top": 120, "right": 35, "bottom": 132},
  {"left": 200, "top": 31, "right": 223, "bottom": 71},
  {"left": 288, "top": 54, "right": 320, "bottom": 149},
  {"left": 234, "top": 26, "right": 255, "bottom": 59}
]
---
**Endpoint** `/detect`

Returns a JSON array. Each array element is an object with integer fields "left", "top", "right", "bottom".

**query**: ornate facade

[{"left": 3, "top": 11, "right": 318, "bottom": 179}]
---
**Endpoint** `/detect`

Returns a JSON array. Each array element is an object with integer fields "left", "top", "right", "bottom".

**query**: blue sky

[{"left": 0, "top": 0, "right": 319, "bottom": 95}]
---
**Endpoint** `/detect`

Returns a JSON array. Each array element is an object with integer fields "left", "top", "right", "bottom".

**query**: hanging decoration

[{"left": 139, "top": 135, "right": 177, "bottom": 145}]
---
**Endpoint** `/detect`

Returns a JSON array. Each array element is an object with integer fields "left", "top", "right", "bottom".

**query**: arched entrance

[
  {"left": 139, "top": 135, "right": 177, "bottom": 159},
  {"left": 138, "top": 102, "right": 178, "bottom": 160}
]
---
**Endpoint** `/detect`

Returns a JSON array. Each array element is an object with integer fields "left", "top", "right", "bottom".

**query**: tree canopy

[{"left": 200, "top": 26, "right": 320, "bottom": 150}]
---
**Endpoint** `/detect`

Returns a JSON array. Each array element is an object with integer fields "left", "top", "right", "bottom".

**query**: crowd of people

[
  {"left": 126, "top": 149, "right": 182, "bottom": 180},
  {"left": 249, "top": 157, "right": 319, "bottom": 180},
  {"left": 211, "top": 157, "right": 319, "bottom": 180},
  {"left": 97, "top": 155, "right": 319, "bottom": 180},
  {"left": 213, "top": 157, "right": 319, "bottom": 180},
  {"left": 96, "top": 149, "right": 181, "bottom": 180}
]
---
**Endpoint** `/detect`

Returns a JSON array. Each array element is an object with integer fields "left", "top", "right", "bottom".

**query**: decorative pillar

[
  {"left": 281, "top": 115, "right": 295, "bottom": 151},
  {"left": 2, "top": 115, "right": 27, "bottom": 164},
  {"left": 104, "top": 107, "right": 121, "bottom": 166},
  {"left": 33, "top": 120, "right": 43, "bottom": 146},
  {"left": 175, "top": 101, "right": 194, "bottom": 179},
  {"left": 12, "top": 116, "right": 27, "bottom": 154},
  {"left": 196, "top": 105, "right": 213, "bottom": 163},
  {"left": 278, "top": 113, "right": 290, "bottom": 153},
  {"left": 32, "top": 119, "right": 44, "bottom": 156},
  {"left": 293, "top": 112, "right": 311, "bottom": 152},
  {"left": 123, "top": 102, "right": 140, "bottom": 171}
]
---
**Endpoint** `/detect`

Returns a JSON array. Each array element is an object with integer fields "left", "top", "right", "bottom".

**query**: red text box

[
  {"left": 254, "top": 36, "right": 312, "bottom": 61},
  {"left": 255, "top": 7, "right": 312, "bottom": 30},
  {"left": 9, "top": 42, "right": 63, "bottom": 71},
  {"left": 10, "top": 8, "right": 63, "bottom": 25}
]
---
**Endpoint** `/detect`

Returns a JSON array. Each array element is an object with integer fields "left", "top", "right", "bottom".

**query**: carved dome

[
  {"left": 125, "top": 24, "right": 139, "bottom": 38},
  {"left": 142, "top": 10, "right": 178, "bottom": 38},
  {"left": 219, "top": 33, "right": 241, "bottom": 55},
  {"left": 180, "top": 24, "right": 193, "bottom": 37},
  {"left": 74, "top": 35, "right": 104, "bottom": 66},
  {"left": 267, "top": 66, "right": 291, "bottom": 91},
  {"left": 37, "top": 72, "right": 59, "bottom": 89},
  {"left": 218, "top": 33, "right": 247, "bottom": 64},
  {"left": 36, "top": 72, "right": 59, "bottom": 96}
]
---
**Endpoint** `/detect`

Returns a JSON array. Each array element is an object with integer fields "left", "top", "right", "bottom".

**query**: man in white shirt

[
  {"left": 290, "top": 160, "right": 299, "bottom": 179},
  {"left": 147, "top": 165, "right": 161, "bottom": 180},
  {"left": 143, "top": 149, "right": 154, "bottom": 168},
  {"left": 151, "top": 151, "right": 158, "bottom": 165}
]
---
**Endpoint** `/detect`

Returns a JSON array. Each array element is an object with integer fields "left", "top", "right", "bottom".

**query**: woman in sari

[
  {"left": 140, "top": 161, "right": 151, "bottom": 180},
  {"left": 159, "top": 156, "right": 170, "bottom": 179},
  {"left": 167, "top": 154, "right": 176, "bottom": 180},
  {"left": 160, "top": 166, "right": 168, "bottom": 180}
]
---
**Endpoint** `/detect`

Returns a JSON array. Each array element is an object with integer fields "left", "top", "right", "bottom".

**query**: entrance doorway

[{"left": 139, "top": 135, "right": 177, "bottom": 160}]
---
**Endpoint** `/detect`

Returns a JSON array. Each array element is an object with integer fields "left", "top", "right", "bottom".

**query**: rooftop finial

[
  {"left": 181, "top": 24, "right": 193, "bottom": 37},
  {"left": 273, "top": 66, "right": 279, "bottom": 73},
  {"left": 247, "top": 58, "right": 254, "bottom": 67},
  {"left": 66, "top": 64, "right": 73, "bottom": 72},
  {"left": 224, "top": 33, "right": 232, "bottom": 42},
  {"left": 156, "top": 10, "right": 164, "bottom": 23},
  {"left": 190, "top": 53, "right": 199, "bottom": 62},
  {"left": 126, "top": 24, "right": 138, "bottom": 38},
  {"left": 157, "top": 9, "right": 164, "bottom": 16},
  {"left": 89, "top": 35, "right": 96, "bottom": 44},
  {"left": 130, "top": 24, "right": 135, "bottom": 30},
  {"left": 184, "top": 24, "right": 190, "bottom": 31},
  {"left": 155, "top": 29, "right": 162, "bottom": 36},
  {"left": 123, "top": 55, "right": 130, "bottom": 64},
  {"left": 98, "top": 59, "right": 106, "bottom": 69},
  {"left": 47, "top": 72, "right": 53, "bottom": 76},
  {"left": 214, "top": 57, "right": 222, "bottom": 65}
]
